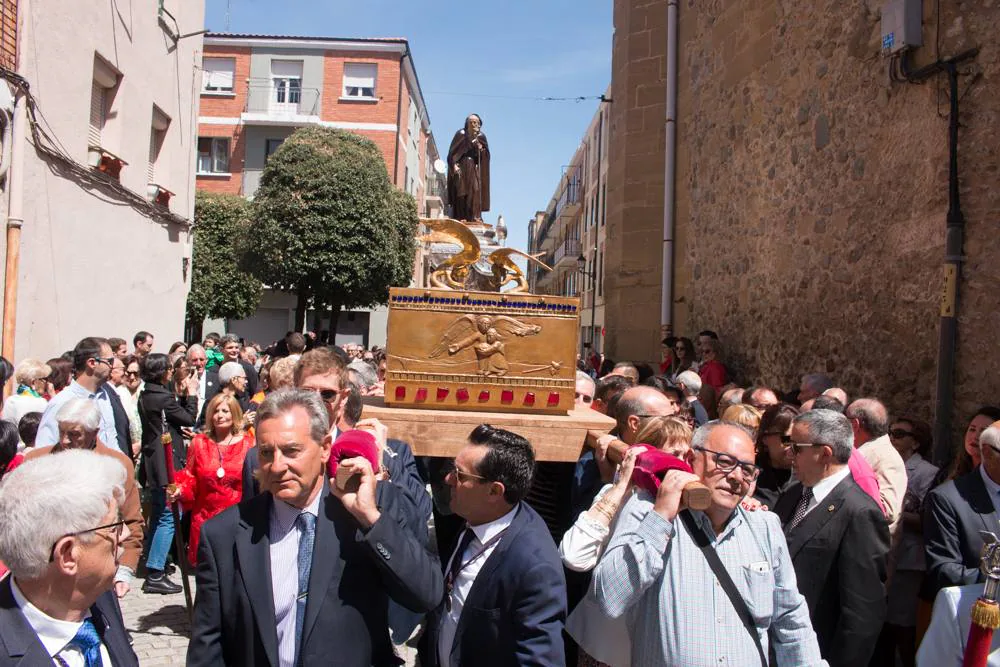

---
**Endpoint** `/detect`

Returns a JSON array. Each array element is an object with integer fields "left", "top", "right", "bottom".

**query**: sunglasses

[
  {"left": 693, "top": 446, "right": 762, "bottom": 481},
  {"left": 888, "top": 429, "right": 914, "bottom": 439},
  {"left": 305, "top": 388, "right": 339, "bottom": 403},
  {"left": 789, "top": 442, "right": 826, "bottom": 454},
  {"left": 764, "top": 432, "right": 795, "bottom": 448},
  {"left": 450, "top": 467, "right": 488, "bottom": 484}
]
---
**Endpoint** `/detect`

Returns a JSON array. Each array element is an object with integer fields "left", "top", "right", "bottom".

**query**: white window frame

[
  {"left": 270, "top": 60, "right": 303, "bottom": 114},
  {"left": 202, "top": 57, "right": 235, "bottom": 94},
  {"left": 196, "top": 137, "right": 230, "bottom": 175},
  {"left": 342, "top": 62, "right": 377, "bottom": 100}
]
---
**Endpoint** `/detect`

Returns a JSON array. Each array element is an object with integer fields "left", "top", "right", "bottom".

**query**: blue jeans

[{"left": 145, "top": 488, "right": 175, "bottom": 572}]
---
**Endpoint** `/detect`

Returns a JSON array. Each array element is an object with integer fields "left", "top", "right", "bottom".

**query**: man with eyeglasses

[
  {"left": 773, "top": 409, "right": 890, "bottom": 667},
  {"left": 592, "top": 421, "right": 824, "bottom": 666},
  {"left": 0, "top": 449, "right": 139, "bottom": 666},
  {"left": 36, "top": 337, "right": 132, "bottom": 459}
]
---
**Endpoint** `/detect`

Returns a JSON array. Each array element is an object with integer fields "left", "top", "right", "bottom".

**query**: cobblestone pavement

[{"left": 119, "top": 577, "right": 418, "bottom": 665}]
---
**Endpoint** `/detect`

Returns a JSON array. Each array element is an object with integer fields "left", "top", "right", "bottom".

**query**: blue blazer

[
  {"left": 0, "top": 577, "right": 138, "bottom": 667},
  {"left": 418, "top": 502, "right": 567, "bottom": 667}
]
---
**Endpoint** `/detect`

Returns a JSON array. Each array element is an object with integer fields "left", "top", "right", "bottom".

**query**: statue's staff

[{"left": 964, "top": 532, "right": 1000, "bottom": 667}]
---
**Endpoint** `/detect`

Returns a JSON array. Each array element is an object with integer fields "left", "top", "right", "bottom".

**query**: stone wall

[{"left": 608, "top": 0, "right": 1000, "bottom": 441}]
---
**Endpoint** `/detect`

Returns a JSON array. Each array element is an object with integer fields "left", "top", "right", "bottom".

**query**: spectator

[
  {"left": 922, "top": 422, "right": 1000, "bottom": 604},
  {"left": 598, "top": 357, "right": 616, "bottom": 378},
  {"left": 169, "top": 341, "right": 188, "bottom": 357},
  {"left": 0, "top": 421, "right": 22, "bottom": 479},
  {"left": 798, "top": 372, "right": 834, "bottom": 404},
  {"left": 138, "top": 352, "right": 198, "bottom": 595},
  {"left": 186, "top": 343, "right": 209, "bottom": 418},
  {"left": 133, "top": 330, "right": 154, "bottom": 357},
  {"left": 420, "top": 425, "right": 566, "bottom": 667},
  {"left": 45, "top": 356, "right": 72, "bottom": 396},
  {"left": 592, "top": 421, "right": 824, "bottom": 666},
  {"left": 716, "top": 385, "right": 744, "bottom": 418},
  {"left": 774, "top": 409, "right": 890, "bottom": 667},
  {"left": 0, "top": 450, "right": 139, "bottom": 666},
  {"left": 167, "top": 393, "right": 254, "bottom": 566},
  {"left": 267, "top": 354, "right": 299, "bottom": 392},
  {"left": 721, "top": 403, "right": 763, "bottom": 438},
  {"left": 753, "top": 403, "right": 799, "bottom": 507},
  {"left": 115, "top": 355, "right": 143, "bottom": 458},
  {"left": 668, "top": 336, "right": 698, "bottom": 383},
  {"left": 215, "top": 361, "right": 250, "bottom": 414},
  {"left": 346, "top": 359, "right": 379, "bottom": 394},
  {"left": 108, "top": 336, "right": 129, "bottom": 360},
  {"left": 286, "top": 331, "right": 307, "bottom": 355},
  {"left": 697, "top": 337, "right": 727, "bottom": 396},
  {"left": 608, "top": 362, "right": 639, "bottom": 384},
  {"left": 24, "top": 398, "right": 144, "bottom": 598},
  {"left": 16, "top": 411, "right": 41, "bottom": 449},
  {"left": 591, "top": 374, "right": 631, "bottom": 416},
  {"left": 810, "top": 394, "right": 845, "bottom": 412},
  {"left": 1, "top": 358, "right": 50, "bottom": 426},
  {"left": 188, "top": 389, "right": 442, "bottom": 667},
  {"left": 823, "top": 386, "right": 849, "bottom": 406},
  {"left": 846, "top": 398, "right": 908, "bottom": 541},
  {"left": 876, "top": 416, "right": 938, "bottom": 667},
  {"left": 676, "top": 369, "right": 708, "bottom": 426},
  {"left": 36, "top": 337, "right": 132, "bottom": 459},
  {"left": 204, "top": 334, "right": 259, "bottom": 408},
  {"left": 742, "top": 385, "right": 779, "bottom": 410},
  {"left": 575, "top": 370, "right": 596, "bottom": 409},
  {"left": 947, "top": 405, "right": 1000, "bottom": 481}
]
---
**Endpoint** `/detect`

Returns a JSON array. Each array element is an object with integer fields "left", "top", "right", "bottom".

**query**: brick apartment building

[{"left": 195, "top": 33, "right": 446, "bottom": 347}]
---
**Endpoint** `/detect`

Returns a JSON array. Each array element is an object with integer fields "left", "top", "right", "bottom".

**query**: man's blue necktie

[
  {"left": 294, "top": 512, "right": 316, "bottom": 663},
  {"left": 68, "top": 618, "right": 103, "bottom": 667}
]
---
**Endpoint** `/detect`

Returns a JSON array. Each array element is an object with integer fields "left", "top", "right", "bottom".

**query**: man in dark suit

[
  {"left": 201, "top": 334, "right": 258, "bottom": 417},
  {"left": 188, "top": 388, "right": 442, "bottom": 667},
  {"left": 774, "top": 409, "right": 890, "bottom": 667},
  {"left": 418, "top": 424, "right": 567, "bottom": 667},
  {"left": 0, "top": 449, "right": 139, "bottom": 667},
  {"left": 922, "top": 422, "right": 1000, "bottom": 602}
]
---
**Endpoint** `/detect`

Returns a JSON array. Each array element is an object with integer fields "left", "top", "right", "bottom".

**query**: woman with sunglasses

[
  {"left": 115, "top": 355, "right": 143, "bottom": 457},
  {"left": 668, "top": 337, "right": 698, "bottom": 384},
  {"left": 167, "top": 393, "right": 254, "bottom": 566},
  {"left": 753, "top": 403, "right": 799, "bottom": 508}
]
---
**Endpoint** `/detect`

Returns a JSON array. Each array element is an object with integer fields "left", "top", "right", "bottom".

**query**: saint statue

[{"left": 447, "top": 114, "right": 490, "bottom": 222}]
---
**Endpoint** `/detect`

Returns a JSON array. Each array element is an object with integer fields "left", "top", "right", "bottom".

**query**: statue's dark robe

[{"left": 447, "top": 129, "right": 490, "bottom": 221}]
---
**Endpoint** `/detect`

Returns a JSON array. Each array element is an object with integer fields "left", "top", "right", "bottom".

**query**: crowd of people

[{"left": 0, "top": 327, "right": 995, "bottom": 666}]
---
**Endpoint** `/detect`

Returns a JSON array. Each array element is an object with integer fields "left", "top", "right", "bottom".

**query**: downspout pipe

[
  {"left": 660, "top": 0, "right": 679, "bottom": 342},
  {"left": 392, "top": 46, "right": 410, "bottom": 187},
  {"left": 1, "top": 92, "right": 24, "bottom": 363}
]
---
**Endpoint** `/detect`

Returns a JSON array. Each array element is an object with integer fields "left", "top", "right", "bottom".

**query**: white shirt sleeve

[
  {"left": 559, "top": 483, "right": 614, "bottom": 572},
  {"left": 917, "top": 586, "right": 965, "bottom": 667}
]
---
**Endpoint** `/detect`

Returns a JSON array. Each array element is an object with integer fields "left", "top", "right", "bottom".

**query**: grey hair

[
  {"left": 255, "top": 388, "right": 329, "bottom": 443},
  {"left": 691, "top": 420, "right": 755, "bottom": 451},
  {"left": 801, "top": 373, "right": 834, "bottom": 394},
  {"left": 185, "top": 343, "right": 206, "bottom": 359},
  {"left": 218, "top": 361, "right": 246, "bottom": 385},
  {"left": 220, "top": 333, "right": 241, "bottom": 347},
  {"left": 676, "top": 370, "right": 701, "bottom": 397},
  {"left": 56, "top": 397, "right": 101, "bottom": 432},
  {"left": 346, "top": 360, "right": 378, "bottom": 390},
  {"left": 793, "top": 409, "right": 854, "bottom": 464},
  {"left": 981, "top": 424, "right": 1000, "bottom": 452},
  {"left": 575, "top": 370, "right": 595, "bottom": 394},
  {"left": 14, "top": 358, "right": 51, "bottom": 385},
  {"left": 0, "top": 450, "right": 125, "bottom": 579}
]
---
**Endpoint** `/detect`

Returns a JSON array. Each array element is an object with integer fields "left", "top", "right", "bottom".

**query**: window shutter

[
  {"left": 343, "top": 63, "right": 377, "bottom": 96},
  {"left": 89, "top": 82, "right": 105, "bottom": 147},
  {"left": 148, "top": 130, "right": 157, "bottom": 181},
  {"left": 203, "top": 58, "right": 235, "bottom": 91}
]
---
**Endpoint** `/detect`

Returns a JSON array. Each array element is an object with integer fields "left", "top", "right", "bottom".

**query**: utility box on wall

[{"left": 881, "top": 0, "right": 922, "bottom": 54}]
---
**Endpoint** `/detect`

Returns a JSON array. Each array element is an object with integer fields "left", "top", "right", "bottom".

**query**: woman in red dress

[{"left": 167, "top": 393, "right": 254, "bottom": 566}]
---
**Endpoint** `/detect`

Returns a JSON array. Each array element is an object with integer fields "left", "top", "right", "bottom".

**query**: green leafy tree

[
  {"left": 245, "top": 127, "right": 418, "bottom": 333},
  {"left": 185, "top": 192, "right": 262, "bottom": 341}
]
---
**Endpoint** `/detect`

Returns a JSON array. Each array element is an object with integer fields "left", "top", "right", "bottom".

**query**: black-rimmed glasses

[
  {"left": 693, "top": 445, "right": 762, "bottom": 481},
  {"left": 49, "top": 519, "right": 126, "bottom": 561}
]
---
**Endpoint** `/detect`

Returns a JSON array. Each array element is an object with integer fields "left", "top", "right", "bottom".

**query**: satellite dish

[{"left": 433, "top": 159, "right": 447, "bottom": 175}]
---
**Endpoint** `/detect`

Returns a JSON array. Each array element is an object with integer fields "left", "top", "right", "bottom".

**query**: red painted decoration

[
  {"left": 501, "top": 389, "right": 514, "bottom": 404},
  {"left": 436, "top": 387, "right": 449, "bottom": 401},
  {"left": 524, "top": 392, "right": 536, "bottom": 406},
  {"left": 394, "top": 386, "right": 406, "bottom": 401},
  {"left": 478, "top": 390, "right": 490, "bottom": 402},
  {"left": 415, "top": 387, "right": 428, "bottom": 402},
  {"left": 456, "top": 388, "right": 470, "bottom": 402},
  {"left": 547, "top": 392, "right": 560, "bottom": 407}
]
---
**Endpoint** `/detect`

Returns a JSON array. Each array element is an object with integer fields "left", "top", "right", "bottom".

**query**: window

[
  {"left": 265, "top": 138, "right": 284, "bottom": 164},
  {"left": 148, "top": 106, "right": 170, "bottom": 182},
  {"left": 270, "top": 61, "right": 303, "bottom": 113},
  {"left": 343, "top": 62, "right": 377, "bottom": 98},
  {"left": 202, "top": 57, "right": 235, "bottom": 93},
  {"left": 197, "top": 137, "right": 230, "bottom": 174},
  {"left": 601, "top": 183, "right": 607, "bottom": 226},
  {"left": 89, "top": 56, "right": 119, "bottom": 148},
  {"left": 597, "top": 246, "right": 603, "bottom": 297}
]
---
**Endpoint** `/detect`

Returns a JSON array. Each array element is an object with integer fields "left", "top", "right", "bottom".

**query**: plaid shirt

[{"left": 592, "top": 492, "right": 827, "bottom": 667}]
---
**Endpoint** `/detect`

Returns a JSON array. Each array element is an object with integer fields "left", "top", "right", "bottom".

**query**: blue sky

[{"left": 203, "top": 0, "right": 613, "bottom": 253}]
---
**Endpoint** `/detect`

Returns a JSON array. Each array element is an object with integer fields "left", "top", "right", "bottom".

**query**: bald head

[
  {"left": 616, "top": 386, "right": 680, "bottom": 444},
  {"left": 823, "top": 387, "right": 849, "bottom": 406},
  {"left": 846, "top": 398, "right": 889, "bottom": 446},
  {"left": 743, "top": 386, "right": 779, "bottom": 410}
]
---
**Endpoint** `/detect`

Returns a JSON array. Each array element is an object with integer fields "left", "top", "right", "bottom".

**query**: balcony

[
  {"left": 554, "top": 165, "right": 583, "bottom": 220},
  {"left": 553, "top": 238, "right": 581, "bottom": 268},
  {"left": 241, "top": 83, "right": 322, "bottom": 126}
]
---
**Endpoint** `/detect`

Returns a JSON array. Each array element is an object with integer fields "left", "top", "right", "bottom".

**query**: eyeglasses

[
  {"left": 889, "top": 429, "right": 914, "bottom": 440},
  {"left": 449, "top": 466, "right": 488, "bottom": 484},
  {"left": 789, "top": 442, "right": 826, "bottom": 454},
  {"left": 49, "top": 519, "right": 126, "bottom": 561},
  {"left": 305, "top": 388, "right": 339, "bottom": 403},
  {"left": 693, "top": 446, "right": 762, "bottom": 481},
  {"left": 575, "top": 392, "right": 594, "bottom": 404},
  {"left": 125, "top": 370, "right": 139, "bottom": 378}
]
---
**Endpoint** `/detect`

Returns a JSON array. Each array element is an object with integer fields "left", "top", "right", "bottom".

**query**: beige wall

[{"left": 9, "top": 0, "right": 203, "bottom": 358}]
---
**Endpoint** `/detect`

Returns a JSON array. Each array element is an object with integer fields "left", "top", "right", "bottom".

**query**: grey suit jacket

[{"left": 0, "top": 577, "right": 138, "bottom": 667}]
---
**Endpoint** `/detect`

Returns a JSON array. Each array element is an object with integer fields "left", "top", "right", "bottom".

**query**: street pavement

[{"left": 119, "top": 578, "right": 419, "bottom": 665}]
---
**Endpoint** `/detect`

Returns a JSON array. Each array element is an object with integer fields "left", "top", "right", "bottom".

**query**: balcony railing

[
  {"left": 553, "top": 238, "right": 581, "bottom": 267},
  {"left": 243, "top": 83, "right": 321, "bottom": 122},
  {"left": 554, "top": 164, "right": 583, "bottom": 219}
]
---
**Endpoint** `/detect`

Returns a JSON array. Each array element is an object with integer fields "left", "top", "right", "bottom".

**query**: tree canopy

[
  {"left": 186, "top": 191, "right": 262, "bottom": 334},
  {"left": 244, "top": 127, "right": 418, "bottom": 330}
]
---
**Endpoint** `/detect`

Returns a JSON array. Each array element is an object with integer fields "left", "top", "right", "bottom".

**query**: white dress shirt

[
  {"left": 801, "top": 466, "right": 852, "bottom": 519},
  {"left": 438, "top": 504, "right": 519, "bottom": 667},
  {"left": 269, "top": 490, "right": 322, "bottom": 667},
  {"left": 980, "top": 465, "right": 1000, "bottom": 516},
  {"left": 196, "top": 371, "right": 207, "bottom": 418},
  {"left": 9, "top": 578, "right": 113, "bottom": 667}
]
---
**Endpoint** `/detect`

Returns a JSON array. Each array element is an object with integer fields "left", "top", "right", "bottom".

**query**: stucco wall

[
  {"left": 608, "top": 0, "right": 1000, "bottom": 432},
  {"left": 11, "top": 0, "right": 203, "bottom": 357}
]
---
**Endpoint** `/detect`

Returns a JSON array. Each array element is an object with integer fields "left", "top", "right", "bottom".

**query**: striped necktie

[
  {"left": 294, "top": 511, "right": 316, "bottom": 663},
  {"left": 787, "top": 487, "right": 814, "bottom": 530}
]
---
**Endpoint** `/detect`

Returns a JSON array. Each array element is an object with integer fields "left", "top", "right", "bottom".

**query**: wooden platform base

[{"left": 361, "top": 397, "right": 616, "bottom": 462}]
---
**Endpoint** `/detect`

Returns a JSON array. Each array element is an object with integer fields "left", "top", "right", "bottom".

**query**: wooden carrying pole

[{"left": 589, "top": 431, "right": 712, "bottom": 510}]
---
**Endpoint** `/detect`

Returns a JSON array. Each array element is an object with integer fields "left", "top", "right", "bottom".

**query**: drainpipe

[
  {"left": 392, "top": 46, "right": 410, "bottom": 187},
  {"left": 660, "top": 0, "right": 679, "bottom": 343},
  {"left": 2, "top": 87, "right": 27, "bottom": 363}
]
